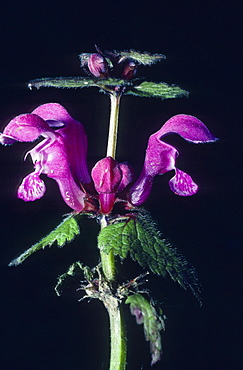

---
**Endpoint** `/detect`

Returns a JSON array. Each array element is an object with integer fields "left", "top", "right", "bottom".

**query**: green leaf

[
  {"left": 98, "top": 216, "right": 137, "bottom": 259},
  {"left": 28, "top": 77, "right": 132, "bottom": 90},
  {"left": 119, "top": 50, "right": 166, "bottom": 65},
  {"left": 28, "top": 77, "right": 98, "bottom": 89},
  {"left": 125, "top": 293, "right": 165, "bottom": 365},
  {"left": 125, "top": 81, "right": 189, "bottom": 99},
  {"left": 9, "top": 215, "right": 80, "bottom": 266},
  {"left": 98, "top": 210, "right": 201, "bottom": 302}
]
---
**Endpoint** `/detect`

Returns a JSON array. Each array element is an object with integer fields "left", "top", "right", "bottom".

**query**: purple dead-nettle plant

[{"left": 1, "top": 47, "right": 217, "bottom": 369}]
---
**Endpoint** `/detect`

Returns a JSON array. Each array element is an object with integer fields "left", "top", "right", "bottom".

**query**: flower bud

[
  {"left": 88, "top": 53, "right": 109, "bottom": 78},
  {"left": 91, "top": 157, "right": 122, "bottom": 214},
  {"left": 121, "top": 61, "right": 137, "bottom": 80},
  {"left": 117, "top": 162, "right": 134, "bottom": 192}
]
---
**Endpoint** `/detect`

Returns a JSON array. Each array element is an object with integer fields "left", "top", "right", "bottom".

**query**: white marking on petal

[{"left": 17, "top": 173, "right": 46, "bottom": 201}]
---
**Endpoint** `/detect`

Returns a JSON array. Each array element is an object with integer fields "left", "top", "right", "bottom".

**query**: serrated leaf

[
  {"left": 28, "top": 77, "right": 98, "bottom": 89},
  {"left": 95, "top": 78, "right": 133, "bottom": 87},
  {"left": 28, "top": 77, "right": 132, "bottom": 90},
  {"left": 126, "top": 81, "right": 189, "bottom": 99},
  {"left": 98, "top": 210, "right": 201, "bottom": 302},
  {"left": 125, "top": 293, "right": 165, "bottom": 365},
  {"left": 9, "top": 215, "right": 80, "bottom": 266},
  {"left": 120, "top": 50, "right": 166, "bottom": 65},
  {"left": 98, "top": 216, "right": 140, "bottom": 259}
]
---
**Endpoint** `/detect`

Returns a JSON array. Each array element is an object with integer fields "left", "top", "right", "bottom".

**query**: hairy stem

[
  {"left": 99, "top": 215, "right": 127, "bottom": 370},
  {"left": 106, "top": 300, "right": 127, "bottom": 370},
  {"left": 98, "top": 90, "right": 126, "bottom": 369},
  {"left": 100, "top": 215, "right": 116, "bottom": 282},
  {"left": 106, "top": 92, "right": 122, "bottom": 159}
]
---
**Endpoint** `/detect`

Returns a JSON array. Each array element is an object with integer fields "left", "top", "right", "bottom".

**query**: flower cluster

[
  {"left": 80, "top": 48, "right": 138, "bottom": 80},
  {"left": 0, "top": 103, "right": 216, "bottom": 215}
]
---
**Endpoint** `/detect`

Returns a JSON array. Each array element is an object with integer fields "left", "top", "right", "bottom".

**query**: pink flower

[
  {"left": 91, "top": 157, "right": 134, "bottom": 214},
  {"left": 129, "top": 114, "right": 217, "bottom": 205},
  {"left": 0, "top": 104, "right": 217, "bottom": 214},
  {"left": 0, "top": 103, "right": 90, "bottom": 211}
]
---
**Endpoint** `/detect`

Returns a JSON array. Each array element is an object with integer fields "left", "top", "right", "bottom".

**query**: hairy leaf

[
  {"left": 98, "top": 210, "right": 201, "bottom": 302},
  {"left": 119, "top": 50, "right": 166, "bottom": 65},
  {"left": 125, "top": 81, "right": 189, "bottom": 99},
  {"left": 125, "top": 293, "right": 165, "bottom": 365},
  {"left": 9, "top": 215, "right": 80, "bottom": 266},
  {"left": 28, "top": 77, "right": 132, "bottom": 90}
]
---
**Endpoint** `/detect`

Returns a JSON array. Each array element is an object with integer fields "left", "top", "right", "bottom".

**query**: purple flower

[
  {"left": 0, "top": 103, "right": 90, "bottom": 211},
  {"left": 0, "top": 104, "right": 217, "bottom": 214},
  {"left": 129, "top": 114, "right": 217, "bottom": 205},
  {"left": 91, "top": 157, "right": 134, "bottom": 214}
]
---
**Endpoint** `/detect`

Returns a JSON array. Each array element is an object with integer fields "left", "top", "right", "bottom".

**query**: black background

[{"left": 0, "top": 1, "right": 241, "bottom": 369}]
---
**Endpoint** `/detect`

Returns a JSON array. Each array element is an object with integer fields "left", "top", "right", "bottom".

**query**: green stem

[
  {"left": 98, "top": 90, "right": 126, "bottom": 369},
  {"left": 99, "top": 215, "right": 127, "bottom": 370},
  {"left": 100, "top": 90, "right": 121, "bottom": 281},
  {"left": 100, "top": 215, "right": 116, "bottom": 282},
  {"left": 106, "top": 92, "right": 122, "bottom": 158},
  {"left": 106, "top": 301, "right": 127, "bottom": 370}
]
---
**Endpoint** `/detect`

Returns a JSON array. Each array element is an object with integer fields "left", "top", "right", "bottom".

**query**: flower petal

[
  {"left": 1, "top": 114, "right": 52, "bottom": 142},
  {"left": 1, "top": 103, "right": 89, "bottom": 211},
  {"left": 54, "top": 176, "right": 86, "bottom": 211},
  {"left": 155, "top": 114, "right": 217, "bottom": 143},
  {"left": 98, "top": 193, "right": 116, "bottom": 215},
  {"left": 17, "top": 173, "right": 46, "bottom": 201},
  {"left": 0, "top": 134, "right": 17, "bottom": 145},
  {"left": 144, "top": 138, "right": 177, "bottom": 176},
  {"left": 129, "top": 114, "right": 216, "bottom": 205},
  {"left": 20, "top": 127, "right": 86, "bottom": 211},
  {"left": 129, "top": 169, "right": 153, "bottom": 206},
  {"left": 32, "top": 103, "right": 91, "bottom": 184},
  {"left": 128, "top": 140, "right": 177, "bottom": 205},
  {"left": 169, "top": 169, "right": 198, "bottom": 196},
  {"left": 32, "top": 102, "right": 74, "bottom": 124},
  {"left": 38, "top": 137, "right": 86, "bottom": 211}
]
